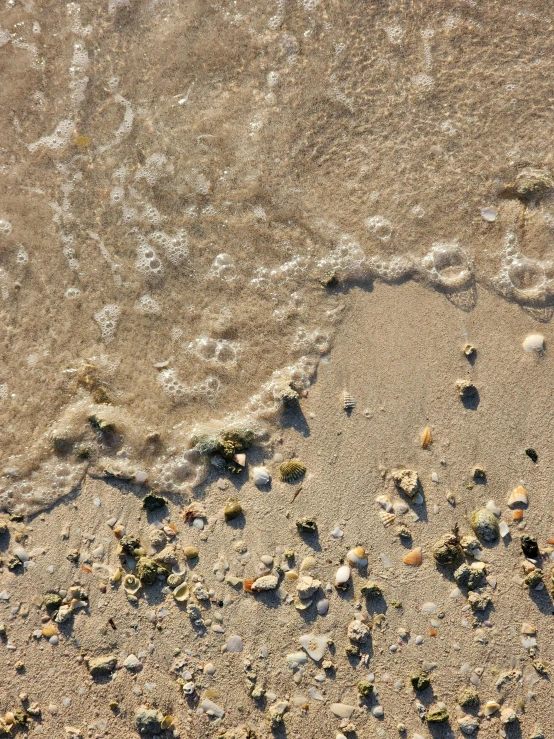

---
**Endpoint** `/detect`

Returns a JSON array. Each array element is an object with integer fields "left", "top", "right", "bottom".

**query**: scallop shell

[
  {"left": 123, "top": 574, "right": 141, "bottom": 596},
  {"left": 335, "top": 565, "right": 352, "bottom": 588},
  {"left": 173, "top": 582, "right": 190, "bottom": 602},
  {"left": 403, "top": 547, "right": 422, "bottom": 566},
  {"left": 279, "top": 459, "right": 306, "bottom": 483},
  {"left": 346, "top": 546, "right": 368, "bottom": 567},
  {"left": 508, "top": 485, "right": 528, "bottom": 507},
  {"left": 379, "top": 511, "right": 396, "bottom": 527},
  {"left": 420, "top": 427, "right": 432, "bottom": 448},
  {"left": 343, "top": 391, "right": 356, "bottom": 411}
]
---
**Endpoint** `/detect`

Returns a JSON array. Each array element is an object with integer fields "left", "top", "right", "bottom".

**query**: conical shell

[
  {"left": 173, "top": 582, "right": 190, "bottom": 602},
  {"left": 403, "top": 547, "right": 422, "bottom": 566},
  {"left": 508, "top": 485, "right": 528, "bottom": 507},
  {"left": 279, "top": 459, "right": 306, "bottom": 483},
  {"left": 347, "top": 547, "right": 368, "bottom": 567}
]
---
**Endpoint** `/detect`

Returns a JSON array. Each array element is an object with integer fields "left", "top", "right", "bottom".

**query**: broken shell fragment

[
  {"left": 279, "top": 460, "right": 306, "bottom": 483},
  {"left": 346, "top": 546, "right": 368, "bottom": 567},
  {"left": 470, "top": 508, "right": 499, "bottom": 543},
  {"left": 484, "top": 700, "right": 500, "bottom": 717},
  {"left": 403, "top": 547, "right": 422, "bottom": 566},
  {"left": 173, "top": 583, "right": 190, "bottom": 602},
  {"left": 299, "top": 633, "right": 328, "bottom": 661},
  {"left": 335, "top": 565, "right": 352, "bottom": 589},
  {"left": 508, "top": 485, "right": 528, "bottom": 508},
  {"left": 522, "top": 333, "right": 545, "bottom": 353},
  {"left": 379, "top": 511, "right": 396, "bottom": 527},
  {"left": 420, "top": 427, "right": 432, "bottom": 448}
]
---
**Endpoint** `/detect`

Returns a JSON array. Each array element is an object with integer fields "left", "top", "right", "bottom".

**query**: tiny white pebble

[
  {"left": 389, "top": 644, "right": 397, "bottom": 653},
  {"left": 415, "top": 635, "right": 424, "bottom": 645},
  {"left": 431, "top": 472, "right": 439, "bottom": 483},
  {"left": 93, "top": 497, "right": 101, "bottom": 507},
  {"left": 481, "top": 206, "right": 498, "bottom": 222},
  {"left": 49, "top": 636, "right": 59, "bottom": 646}
]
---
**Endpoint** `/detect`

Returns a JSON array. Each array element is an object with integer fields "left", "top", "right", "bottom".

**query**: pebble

[
  {"left": 480, "top": 206, "right": 498, "bottom": 222},
  {"left": 330, "top": 703, "right": 355, "bottom": 719},
  {"left": 372, "top": 706, "right": 384, "bottom": 718},
  {"left": 522, "top": 334, "right": 545, "bottom": 353},
  {"left": 316, "top": 598, "right": 329, "bottom": 615},
  {"left": 226, "top": 634, "right": 243, "bottom": 652}
]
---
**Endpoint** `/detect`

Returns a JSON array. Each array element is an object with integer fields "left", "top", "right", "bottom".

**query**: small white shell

[
  {"left": 522, "top": 334, "right": 545, "bottom": 353},
  {"left": 375, "top": 494, "right": 392, "bottom": 511},
  {"left": 508, "top": 485, "right": 528, "bottom": 507},
  {"left": 123, "top": 574, "right": 141, "bottom": 596},
  {"left": 484, "top": 700, "right": 500, "bottom": 716},
  {"left": 343, "top": 391, "right": 356, "bottom": 410},
  {"left": 252, "top": 466, "right": 270, "bottom": 487},
  {"left": 346, "top": 547, "right": 368, "bottom": 567},
  {"left": 299, "top": 633, "right": 328, "bottom": 662},
  {"left": 335, "top": 565, "right": 351, "bottom": 587}
]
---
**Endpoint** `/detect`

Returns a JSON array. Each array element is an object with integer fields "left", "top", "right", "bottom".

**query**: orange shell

[
  {"left": 513, "top": 510, "right": 524, "bottom": 521},
  {"left": 403, "top": 547, "right": 423, "bottom": 566},
  {"left": 243, "top": 578, "right": 255, "bottom": 593},
  {"left": 420, "top": 427, "right": 432, "bottom": 448}
]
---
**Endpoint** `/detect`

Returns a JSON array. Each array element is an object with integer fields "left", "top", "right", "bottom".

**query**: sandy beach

[{"left": 1, "top": 282, "right": 554, "bottom": 739}]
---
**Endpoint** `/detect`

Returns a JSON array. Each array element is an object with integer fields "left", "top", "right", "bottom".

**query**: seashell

[
  {"left": 420, "top": 427, "right": 432, "bottom": 448},
  {"left": 485, "top": 499, "right": 501, "bottom": 517},
  {"left": 252, "top": 466, "right": 270, "bottom": 487},
  {"left": 280, "top": 459, "right": 306, "bottom": 483},
  {"left": 224, "top": 498, "right": 243, "bottom": 521},
  {"left": 347, "top": 546, "right": 368, "bottom": 567},
  {"left": 160, "top": 716, "right": 173, "bottom": 730},
  {"left": 522, "top": 333, "right": 545, "bottom": 353},
  {"left": 470, "top": 508, "right": 500, "bottom": 542},
  {"left": 330, "top": 703, "right": 356, "bottom": 719},
  {"left": 513, "top": 509, "right": 523, "bottom": 521},
  {"left": 173, "top": 582, "right": 190, "bottom": 602},
  {"left": 243, "top": 578, "right": 255, "bottom": 593},
  {"left": 334, "top": 565, "right": 351, "bottom": 588},
  {"left": 375, "top": 494, "right": 392, "bottom": 511},
  {"left": 294, "top": 597, "right": 312, "bottom": 610},
  {"left": 403, "top": 547, "right": 422, "bottom": 566},
  {"left": 343, "top": 391, "right": 356, "bottom": 411},
  {"left": 483, "top": 700, "right": 500, "bottom": 717},
  {"left": 299, "top": 633, "right": 328, "bottom": 661},
  {"left": 123, "top": 574, "right": 141, "bottom": 596},
  {"left": 379, "top": 511, "right": 396, "bottom": 527},
  {"left": 183, "top": 545, "right": 199, "bottom": 560},
  {"left": 285, "top": 570, "right": 299, "bottom": 581},
  {"left": 300, "top": 556, "right": 316, "bottom": 572},
  {"left": 41, "top": 623, "right": 59, "bottom": 638},
  {"left": 508, "top": 485, "right": 528, "bottom": 508}
]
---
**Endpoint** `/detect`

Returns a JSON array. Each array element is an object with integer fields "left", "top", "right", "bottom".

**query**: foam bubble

[
  {"left": 210, "top": 253, "right": 237, "bottom": 281},
  {"left": 422, "top": 242, "right": 473, "bottom": 288},
  {"left": 28, "top": 119, "right": 74, "bottom": 152},
  {"left": 365, "top": 215, "right": 393, "bottom": 240},
  {"left": 0, "top": 219, "right": 12, "bottom": 236},
  {"left": 135, "top": 238, "right": 164, "bottom": 279},
  {"left": 135, "top": 294, "right": 161, "bottom": 315},
  {"left": 149, "top": 229, "right": 188, "bottom": 265},
  {"left": 15, "top": 246, "right": 29, "bottom": 265},
  {"left": 94, "top": 304, "right": 121, "bottom": 342},
  {"left": 187, "top": 336, "right": 240, "bottom": 365}
]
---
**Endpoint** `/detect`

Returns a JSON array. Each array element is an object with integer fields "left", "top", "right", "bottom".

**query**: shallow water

[{"left": 1, "top": 0, "right": 554, "bottom": 513}]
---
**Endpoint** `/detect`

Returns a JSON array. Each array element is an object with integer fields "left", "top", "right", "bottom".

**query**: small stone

[
  {"left": 361, "top": 581, "right": 382, "bottom": 597},
  {"left": 136, "top": 557, "right": 165, "bottom": 585},
  {"left": 347, "top": 620, "right": 370, "bottom": 644},
  {"left": 44, "top": 593, "right": 63, "bottom": 611},
  {"left": 55, "top": 605, "right": 73, "bottom": 623},
  {"left": 135, "top": 706, "right": 164, "bottom": 735},
  {"left": 410, "top": 670, "right": 430, "bottom": 691},
  {"left": 123, "top": 654, "right": 141, "bottom": 670},
  {"left": 142, "top": 493, "right": 167, "bottom": 511},
  {"left": 426, "top": 705, "right": 449, "bottom": 723},
  {"left": 224, "top": 498, "right": 243, "bottom": 521},
  {"left": 524, "top": 569, "right": 543, "bottom": 588},
  {"left": 457, "top": 687, "right": 479, "bottom": 707},
  {"left": 296, "top": 517, "right": 317, "bottom": 533},
  {"left": 88, "top": 655, "right": 117, "bottom": 677},
  {"left": 500, "top": 707, "right": 518, "bottom": 724},
  {"left": 357, "top": 680, "right": 374, "bottom": 697},
  {"left": 182, "top": 545, "right": 199, "bottom": 560},
  {"left": 457, "top": 380, "right": 478, "bottom": 401},
  {"left": 391, "top": 468, "right": 420, "bottom": 498},
  {"left": 296, "top": 575, "right": 321, "bottom": 600},
  {"left": 454, "top": 563, "right": 482, "bottom": 591},
  {"left": 458, "top": 714, "right": 480, "bottom": 735},
  {"left": 252, "top": 575, "right": 278, "bottom": 591},
  {"left": 521, "top": 534, "right": 539, "bottom": 559}
]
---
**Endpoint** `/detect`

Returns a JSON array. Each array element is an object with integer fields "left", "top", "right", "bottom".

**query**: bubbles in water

[
  {"left": 187, "top": 336, "right": 240, "bottom": 365},
  {"left": 365, "top": 215, "right": 393, "bottom": 240},
  {"left": 411, "top": 73, "right": 434, "bottom": 91},
  {"left": 149, "top": 229, "right": 189, "bottom": 266},
  {"left": 422, "top": 242, "right": 473, "bottom": 288},
  {"left": 210, "top": 253, "right": 237, "bottom": 281},
  {"left": 135, "top": 294, "right": 161, "bottom": 315},
  {"left": 94, "top": 304, "right": 121, "bottom": 342},
  {"left": 136, "top": 237, "right": 164, "bottom": 279},
  {"left": 0, "top": 219, "right": 12, "bottom": 236},
  {"left": 15, "top": 246, "right": 29, "bottom": 265}
]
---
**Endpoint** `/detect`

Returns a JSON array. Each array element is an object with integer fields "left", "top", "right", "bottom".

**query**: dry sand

[{"left": 1, "top": 282, "right": 553, "bottom": 739}]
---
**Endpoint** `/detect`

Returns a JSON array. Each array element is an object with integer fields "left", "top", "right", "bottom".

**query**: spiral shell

[
  {"left": 280, "top": 459, "right": 306, "bottom": 483},
  {"left": 123, "top": 574, "right": 141, "bottom": 596},
  {"left": 347, "top": 546, "right": 368, "bottom": 567}
]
